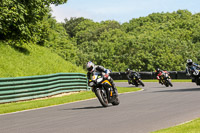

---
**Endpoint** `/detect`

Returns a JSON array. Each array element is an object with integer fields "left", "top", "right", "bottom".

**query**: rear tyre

[{"left": 95, "top": 89, "right": 109, "bottom": 107}]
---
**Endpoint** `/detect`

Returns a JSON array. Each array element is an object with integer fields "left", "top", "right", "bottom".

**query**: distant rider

[
  {"left": 156, "top": 68, "right": 169, "bottom": 84},
  {"left": 86, "top": 61, "right": 118, "bottom": 95},
  {"left": 186, "top": 59, "right": 200, "bottom": 76},
  {"left": 125, "top": 68, "right": 137, "bottom": 84}
]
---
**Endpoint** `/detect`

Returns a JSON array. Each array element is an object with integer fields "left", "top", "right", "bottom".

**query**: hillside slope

[{"left": 0, "top": 42, "right": 85, "bottom": 78}]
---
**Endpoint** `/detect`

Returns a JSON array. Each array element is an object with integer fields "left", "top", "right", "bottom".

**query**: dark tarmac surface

[{"left": 0, "top": 82, "right": 200, "bottom": 133}]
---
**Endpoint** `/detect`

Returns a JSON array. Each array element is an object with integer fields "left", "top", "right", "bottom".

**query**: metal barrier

[
  {"left": 0, "top": 73, "right": 88, "bottom": 103},
  {"left": 110, "top": 71, "right": 190, "bottom": 80}
]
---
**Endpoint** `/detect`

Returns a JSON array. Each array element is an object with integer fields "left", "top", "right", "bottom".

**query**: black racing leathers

[
  {"left": 87, "top": 65, "right": 117, "bottom": 94},
  {"left": 186, "top": 63, "right": 200, "bottom": 76},
  {"left": 126, "top": 70, "right": 135, "bottom": 84}
]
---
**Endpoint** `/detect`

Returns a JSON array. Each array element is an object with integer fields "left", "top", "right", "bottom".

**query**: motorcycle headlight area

[
  {"left": 97, "top": 77, "right": 103, "bottom": 83},
  {"left": 89, "top": 82, "right": 95, "bottom": 87},
  {"left": 193, "top": 70, "right": 199, "bottom": 76}
]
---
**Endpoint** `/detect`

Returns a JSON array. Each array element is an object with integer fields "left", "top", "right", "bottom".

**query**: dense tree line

[
  {"left": 63, "top": 10, "right": 200, "bottom": 72},
  {"left": 0, "top": 1, "right": 200, "bottom": 72}
]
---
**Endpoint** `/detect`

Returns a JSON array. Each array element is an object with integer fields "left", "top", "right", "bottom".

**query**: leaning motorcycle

[
  {"left": 160, "top": 72, "right": 173, "bottom": 87},
  {"left": 189, "top": 66, "right": 200, "bottom": 85},
  {"left": 88, "top": 71, "right": 120, "bottom": 107},
  {"left": 130, "top": 72, "right": 145, "bottom": 87}
]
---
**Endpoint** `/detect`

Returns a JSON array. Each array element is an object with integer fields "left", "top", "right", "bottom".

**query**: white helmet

[
  {"left": 187, "top": 59, "right": 193, "bottom": 65},
  {"left": 86, "top": 61, "right": 95, "bottom": 72}
]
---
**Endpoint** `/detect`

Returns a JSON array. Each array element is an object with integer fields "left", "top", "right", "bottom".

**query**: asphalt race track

[{"left": 1, "top": 82, "right": 200, "bottom": 133}]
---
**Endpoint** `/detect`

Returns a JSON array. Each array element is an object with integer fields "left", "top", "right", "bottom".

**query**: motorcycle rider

[
  {"left": 125, "top": 68, "right": 135, "bottom": 84},
  {"left": 86, "top": 61, "right": 118, "bottom": 96},
  {"left": 155, "top": 68, "right": 169, "bottom": 84},
  {"left": 186, "top": 59, "right": 200, "bottom": 76}
]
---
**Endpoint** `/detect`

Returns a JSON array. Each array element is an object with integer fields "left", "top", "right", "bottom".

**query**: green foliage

[
  {"left": 63, "top": 17, "right": 88, "bottom": 38},
  {"left": 43, "top": 15, "right": 78, "bottom": 64},
  {"left": 0, "top": 0, "right": 67, "bottom": 44},
  {"left": 0, "top": 41, "right": 85, "bottom": 78},
  {"left": 63, "top": 10, "right": 200, "bottom": 72},
  {"left": 1, "top": 6, "right": 200, "bottom": 73}
]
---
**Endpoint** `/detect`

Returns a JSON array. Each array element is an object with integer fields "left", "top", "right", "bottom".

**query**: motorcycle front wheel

[
  {"left": 95, "top": 89, "right": 109, "bottom": 107},
  {"left": 139, "top": 80, "right": 145, "bottom": 87},
  {"left": 112, "top": 97, "right": 120, "bottom": 106},
  {"left": 164, "top": 80, "right": 169, "bottom": 87},
  {"left": 168, "top": 80, "right": 173, "bottom": 87}
]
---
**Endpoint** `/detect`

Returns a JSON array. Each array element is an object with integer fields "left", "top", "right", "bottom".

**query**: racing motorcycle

[
  {"left": 188, "top": 66, "right": 200, "bottom": 85},
  {"left": 88, "top": 71, "right": 120, "bottom": 107},
  {"left": 130, "top": 72, "right": 145, "bottom": 87},
  {"left": 160, "top": 71, "right": 173, "bottom": 87}
]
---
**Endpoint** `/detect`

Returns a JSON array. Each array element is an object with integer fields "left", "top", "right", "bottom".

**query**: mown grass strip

[
  {"left": 152, "top": 118, "right": 200, "bottom": 133},
  {"left": 0, "top": 87, "right": 141, "bottom": 114}
]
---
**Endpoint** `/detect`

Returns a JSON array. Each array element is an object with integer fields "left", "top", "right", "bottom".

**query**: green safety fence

[{"left": 0, "top": 73, "right": 88, "bottom": 103}]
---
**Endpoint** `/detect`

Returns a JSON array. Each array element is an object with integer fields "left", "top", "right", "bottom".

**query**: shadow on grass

[{"left": 12, "top": 45, "right": 30, "bottom": 55}]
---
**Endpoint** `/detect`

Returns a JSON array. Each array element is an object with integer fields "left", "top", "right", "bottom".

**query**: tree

[
  {"left": 0, "top": 0, "right": 67, "bottom": 44},
  {"left": 44, "top": 15, "right": 78, "bottom": 64},
  {"left": 63, "top": 17, "right": 88, "bottom": 38}
]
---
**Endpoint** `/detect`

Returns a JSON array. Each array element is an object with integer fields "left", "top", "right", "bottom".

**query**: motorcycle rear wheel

[{"left": 95, "top": 89, "right": 109, "bottom": 107}]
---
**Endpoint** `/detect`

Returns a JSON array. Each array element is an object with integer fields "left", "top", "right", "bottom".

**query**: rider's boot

[{"left": 109, "top": 77, "right": 118, "bottom": 97}]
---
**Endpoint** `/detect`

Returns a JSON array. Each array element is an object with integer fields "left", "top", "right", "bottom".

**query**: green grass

[
  {"left": 0, "top": 86, "right": 141, "bottom": 114},
  {"left": 114, "top": 79, "right": 191, "bottom": 82},
  {"left": 152, "top": 118, "right": 200, "bottom": 133},
  {"left": 0, "top": 42, "right": 85, "bottom": 77}
]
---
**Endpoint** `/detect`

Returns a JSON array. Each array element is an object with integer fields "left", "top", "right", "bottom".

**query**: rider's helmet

[
  {"left": 156, "top": 68, "right": 161, "bottom": 73},
  {"left": 86, "top": 61, "right": 95, "bottom": 72},
  {"left": 187, "top": 59, "right": 193, "bottom": 66},
  {"left": 126, "top": 68, "right": 130, "bottom": 73}
]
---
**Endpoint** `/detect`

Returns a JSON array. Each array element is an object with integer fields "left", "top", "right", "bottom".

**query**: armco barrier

[
  {"left": 110, "top": 71, "right": 188, "bottom": 80},
  {"left": 0, "top": 73, "right": 88, "bottom": 103},
  {"left": 177, "top": 71, "right": 191, "bottom": 79}
]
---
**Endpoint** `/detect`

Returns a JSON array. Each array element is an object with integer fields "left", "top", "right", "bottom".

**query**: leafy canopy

[{"left": 0, "top": 0, "right": 67, "bottom": 44}]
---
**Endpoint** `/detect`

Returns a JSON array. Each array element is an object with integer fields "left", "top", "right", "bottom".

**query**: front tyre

[
  {"left": 112, "top": 97, "right": 120, "bottom": 106},
  {"left": 139, "top": 80, "right": 145, "bottom": 87},
  {"left": 168, "top": 80, "right": 173, "bottom": 87},
  {"left": 165, "top": 80, "right": 169, "bottom": 87},
  {"left": 95, "top": 89, "right": 109, "bottom": 107}
]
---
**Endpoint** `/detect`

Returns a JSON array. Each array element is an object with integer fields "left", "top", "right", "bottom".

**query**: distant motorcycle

[
  {"left": 130, "top": 72, "right": 145, "bottom": 87},
  {"left": 160, "top": 71, "right": 173, "bottom": 87},
  {"left": 88, "top": 71, "right": 119, "bottom": 107},
  {"left": 188, "top": 66, "right": 200, "bottom": 85}
]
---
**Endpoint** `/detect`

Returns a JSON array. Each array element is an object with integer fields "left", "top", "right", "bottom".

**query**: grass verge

[
  {"left": 0, "top": 87, "right": 141, "bottom": 114},
  {"left": 0, "top": 42, "right": 85, "bottom": 77},
  {"left": 152, "top": 118, "right": 200, "bottom": 133}
]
